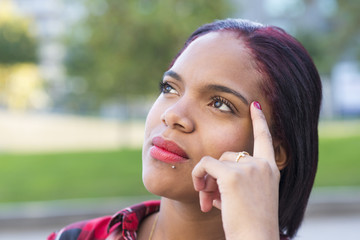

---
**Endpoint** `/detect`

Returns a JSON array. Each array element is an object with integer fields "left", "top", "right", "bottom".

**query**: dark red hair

[{"left": 171, "top": 19, "right": 322, "bottom": 238}]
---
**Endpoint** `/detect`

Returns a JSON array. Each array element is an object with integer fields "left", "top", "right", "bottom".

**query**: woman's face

[{"left": 142, "top": 31, "right": 271, "bottom": 203}]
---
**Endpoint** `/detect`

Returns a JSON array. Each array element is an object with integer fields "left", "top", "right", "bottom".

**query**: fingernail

[{"left": 254, "top": 101, "right": 262, "bottom": 110}]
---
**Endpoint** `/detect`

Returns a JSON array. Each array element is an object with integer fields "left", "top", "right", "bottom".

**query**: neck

[{"left": 153, "top": 197, "right": 225, "bottom": 240}]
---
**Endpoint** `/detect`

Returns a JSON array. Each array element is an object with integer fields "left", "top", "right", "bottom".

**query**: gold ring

[{"left": 235, "top": 151, "right": 249, "bottom": 162}]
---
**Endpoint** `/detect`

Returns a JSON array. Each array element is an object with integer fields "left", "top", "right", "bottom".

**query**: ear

[{"left": 273, "top": 140, "right": 288, "bottom": 170}]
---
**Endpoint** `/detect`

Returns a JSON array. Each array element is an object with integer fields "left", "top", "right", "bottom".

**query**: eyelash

[
  {"left": 211, "top": 96, "right": 235, "bottom": 113},
  {"left": 159, "top": 81, "right": 174, "bottom": 94},
  {"left": 159, "top": 81, "right": 236, "bottom": 113}
]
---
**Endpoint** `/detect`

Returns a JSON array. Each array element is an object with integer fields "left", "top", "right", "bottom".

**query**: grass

[
  {"left": 315, "top": 134, "right": 360, "bottom": 187},
  {"left": 0, "top": 125, "right": 360, "bottom": 203},
  {"left": 0, "top": 149, "right": 149, "bottom": 203},
  {"left": 315, "top": 119, "right": 360, "bottom": 187}
]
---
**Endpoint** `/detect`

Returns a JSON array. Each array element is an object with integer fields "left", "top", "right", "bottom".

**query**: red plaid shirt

[
  {"left": 47, "top": 200, "right": 160, "bottom": 240},
  {"left": 48, "top": 200, "right": 290, "bottom": 240}
]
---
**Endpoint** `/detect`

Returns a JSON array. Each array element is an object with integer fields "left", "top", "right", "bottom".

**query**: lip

[{"left": 150, "top": 136, "right": 189, "bottom": 163}]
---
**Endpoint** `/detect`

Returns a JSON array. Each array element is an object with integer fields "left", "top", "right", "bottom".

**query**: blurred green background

[
  {"left": 0, "top": 0, "right": 360, "bottom": 203},
  {"left": 1, "top": 121, "right": 360, "bottom": 203}
]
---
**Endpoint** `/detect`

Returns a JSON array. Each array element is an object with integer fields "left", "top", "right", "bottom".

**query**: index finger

[{"left": 250, "top": 101, "right": 275, "bottom": 162}]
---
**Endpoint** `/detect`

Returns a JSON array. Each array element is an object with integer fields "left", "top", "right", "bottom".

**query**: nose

[{"left": 161, "top": 100, "right": 195, "bottom": 133}]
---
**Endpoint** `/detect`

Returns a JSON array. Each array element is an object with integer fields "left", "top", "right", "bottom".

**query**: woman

[{"left": 48, "top": 18, "right": 321, "bottom": 240}]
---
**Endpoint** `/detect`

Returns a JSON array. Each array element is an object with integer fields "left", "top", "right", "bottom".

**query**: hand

[{"left": 192, "top": 102, "right": 281, "bottom": 240}]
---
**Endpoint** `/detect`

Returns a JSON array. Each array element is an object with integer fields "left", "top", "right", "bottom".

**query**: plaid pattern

[
  {"left": 48, "top": 200, "right": 290, "bottom": 240},
  {"left": 47, "top": 200, "right": 160, "bottom": 240}
]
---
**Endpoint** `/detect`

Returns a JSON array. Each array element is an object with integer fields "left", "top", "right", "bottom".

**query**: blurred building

[
  {"left": 332, "top": 61, "right": 360, "bottom": 117},
  {"left": 3, "top": 0, "right": 85, "bottom": 112},
  {"left": 0, "top": 0, "right": 49, "bottom": 111},
  {"left": 12, "top": 0, "right": 66, "bottom": 84}
]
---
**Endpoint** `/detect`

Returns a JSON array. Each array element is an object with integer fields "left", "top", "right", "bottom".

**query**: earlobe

[{"left": 274, "top": 142, "right": 288, "bottom": 170}]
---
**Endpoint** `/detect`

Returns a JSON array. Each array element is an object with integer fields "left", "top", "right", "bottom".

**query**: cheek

[
  {"left": 144, "top": 99, "right": 163, "bottom": 136},
  {"left": 200, "top": 119, "right": 254, "bottom": 157}
]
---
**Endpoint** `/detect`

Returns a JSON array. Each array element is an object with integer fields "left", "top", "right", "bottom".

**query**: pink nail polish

[{"left": 254, "top": 101, "right": 262, "bottom": 110}]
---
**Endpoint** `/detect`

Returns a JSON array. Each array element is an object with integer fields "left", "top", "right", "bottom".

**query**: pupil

[{"left": 214, "top": 101, "right": 222, "bottom": 108}]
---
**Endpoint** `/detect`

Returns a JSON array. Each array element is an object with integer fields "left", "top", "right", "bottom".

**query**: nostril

[
  {"left": 162, "top": 118, "right": 168, "bottom": 126},
  {"left": 160, "top": 105, "right": 195, "bottom": 133},
  {"left": 161, "top": 112, "right": 168, "bottom": 126}
]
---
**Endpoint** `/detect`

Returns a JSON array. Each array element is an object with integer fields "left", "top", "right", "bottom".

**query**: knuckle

[
  {"left": 258, "top": 158, "right": 272, "bottom": 171},
  {"left": 242, "top": 165, "right": 256, "bottom": 176},
  {"left": 223, "top": 170, "right": 242, "bottom": 185},
  {"left": 197, "top": 156, "right": 211, "bottom": 168},
  {"left": 200, "top": 155, "right": 211, "bottom": 162},
  {"left": 241, "top": 158, "right": 270, "bottom": 175},
  {"left": 255, "top": 158, "right": 280, "bottom": 179},
  {"left": 219, "top": 151, "right": 233, "bottom": 160}
]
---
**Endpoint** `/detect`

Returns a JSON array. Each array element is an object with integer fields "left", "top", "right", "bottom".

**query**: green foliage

[
  {"left": 64, "top": 0, "right": 232, "bottom": 112},
  {"left": 0, "top": 21, "right": 37, "bottom": 64}
]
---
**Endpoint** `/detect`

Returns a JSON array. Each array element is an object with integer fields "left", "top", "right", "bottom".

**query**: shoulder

[
  {"left": 47, "top": 200, "right": 160, "bottom": 240},
  {"left": 47, "top": 216, "right": 112, "bottom": 240}
]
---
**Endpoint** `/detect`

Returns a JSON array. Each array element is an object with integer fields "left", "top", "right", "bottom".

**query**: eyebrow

[
  {"left": 163, "top": 70, "right": 182, "bottom": 81},
  {"left": 207, "top": 84, "right": 249, "bottom": 106},
  {"left": 163, "top": 70, "right": 249, "bottom": 106}
]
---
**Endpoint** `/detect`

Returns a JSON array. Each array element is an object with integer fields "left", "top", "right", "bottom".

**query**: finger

[
  {"left": 213, "top": 198, "right": 222, "bottom": 210},
  {"left": 200, "top": 190, "right": 221, "bottom": 212},
  {"left": 193, "top": 157, "right": 224, "bottom": 212},
  {"left": 192, "top": 156, "right": 226, "bottom": 191},
  {"left": 250, "top": 101, "right": 275, "bottom": 162},
  {"left": 219, "top": 151, "right": 241, "bottom": 163},
  {"left": 221, "top": 151, "right": 253, "bottom": 165},
  {"left": 199, "top": 191, "right": 213, "bottom": 212},
  {"left": 199, "top": 176, "right": 219, "bottom": 212},
  {"left": 203, "top": 174, "right": 218, "bottom": 192}
]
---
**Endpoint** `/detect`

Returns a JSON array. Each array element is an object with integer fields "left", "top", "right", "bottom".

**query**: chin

[
  {"left": 142, "top": 161, "right": 164, "bottom": 194},
  {"left": 142, "top": 164, "right": 169, "bottom": 196},
  {"left": 142, "top": 167, "right": 158, "bottom": 194},
  {"left": 142, "top": 166, "right": 199, "bottom": 203}
]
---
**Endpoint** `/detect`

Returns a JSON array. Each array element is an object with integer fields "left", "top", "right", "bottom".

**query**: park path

[{"left": 0, "top": 110, "right": 145, "bottom": 152}]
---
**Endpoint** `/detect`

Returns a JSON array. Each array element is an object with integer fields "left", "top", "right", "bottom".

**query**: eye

[
  {"left": 210, "top": 96, "right": 234, "bottom": 113},
  {"left": 160, "top": 82, "right": 178, "bottom": 95}
]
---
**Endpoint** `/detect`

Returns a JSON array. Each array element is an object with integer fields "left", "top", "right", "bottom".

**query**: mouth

[{"left": 150, "top": 136, "right": 189, "bottom": 163}]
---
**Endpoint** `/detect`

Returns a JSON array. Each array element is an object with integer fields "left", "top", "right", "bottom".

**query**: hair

[{"left": 170, "top": 19, "right": 322, "bottom": 238}]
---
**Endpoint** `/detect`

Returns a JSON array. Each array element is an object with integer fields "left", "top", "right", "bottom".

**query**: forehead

[
  {"left": 171, "top": 31, "right": 263, "bottom": 96},
  {"left": 172, "top": 31, "right": 261, "bottom": 81}
]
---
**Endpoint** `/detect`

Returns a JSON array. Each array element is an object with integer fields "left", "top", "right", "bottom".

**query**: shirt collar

[{"left": 107, "top": 200, "right": 160, "bottom": 235}]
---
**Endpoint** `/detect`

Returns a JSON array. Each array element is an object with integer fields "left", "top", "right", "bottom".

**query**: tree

[
  {"left": 0, "top": 0, "right": 41, "bottom": 111},
  {"left": 63, "top": 0, "right": 232, "bottom": 113},
  {"left": 294, "top": 0, "right": 360, "bottom": 75},
  {"left": 0, "top": 3, "right": 37, "bottom": 64}
]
